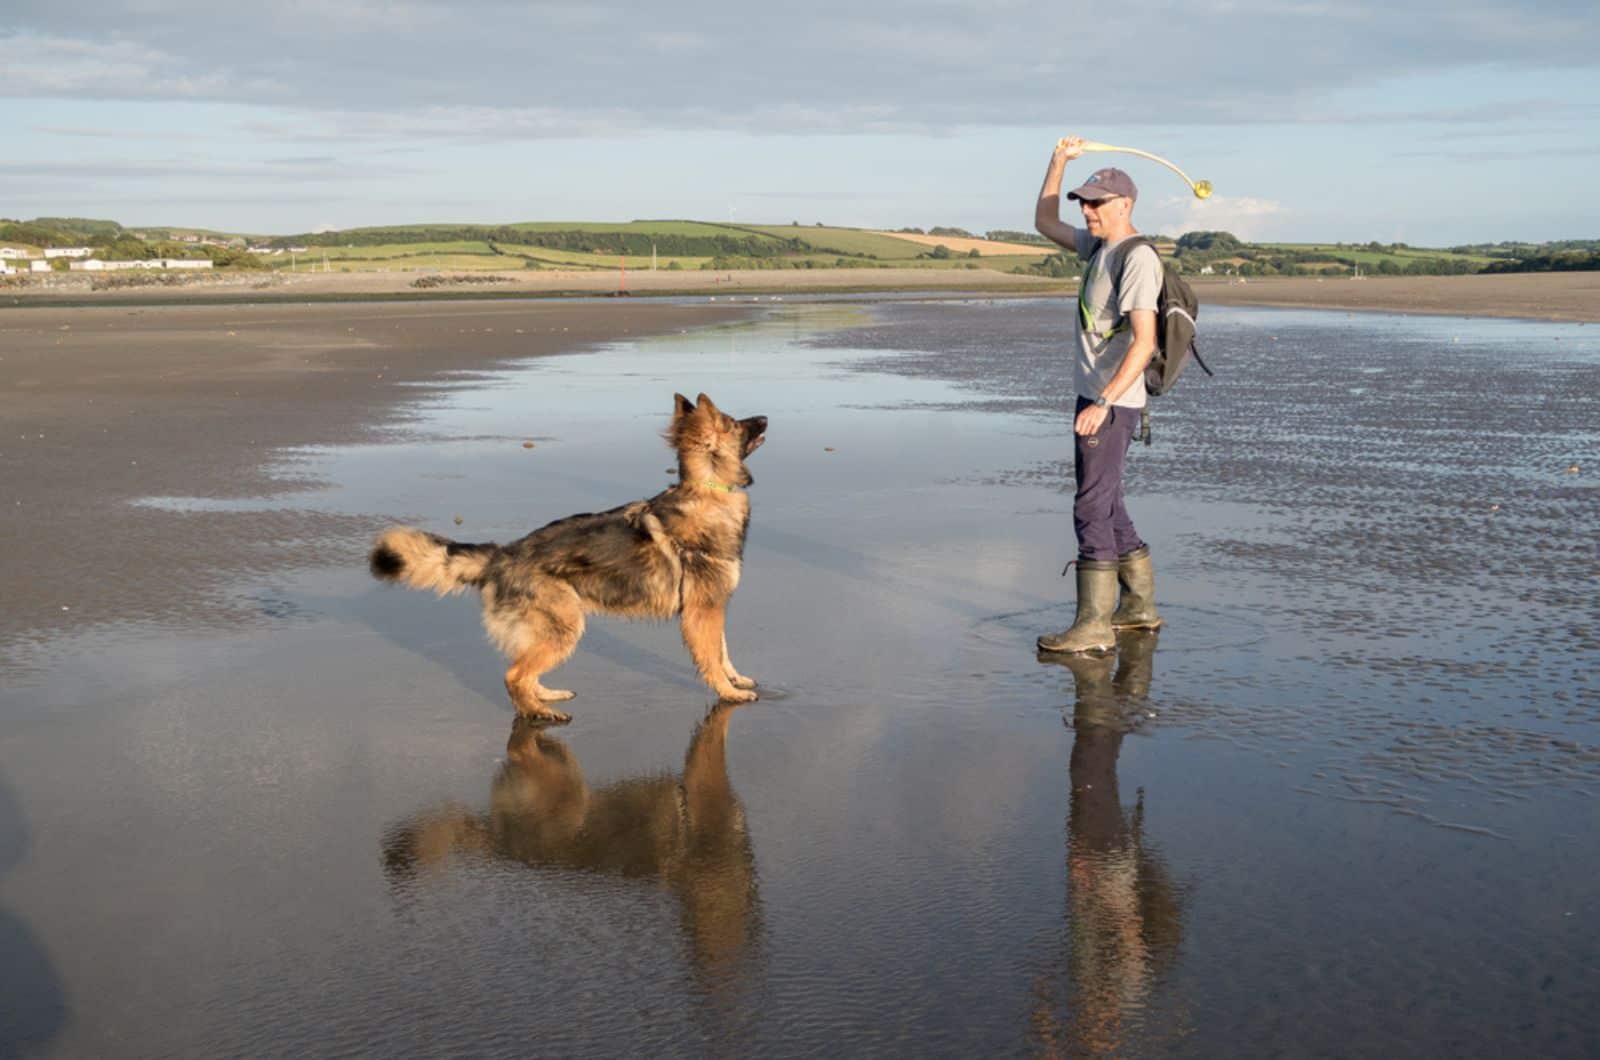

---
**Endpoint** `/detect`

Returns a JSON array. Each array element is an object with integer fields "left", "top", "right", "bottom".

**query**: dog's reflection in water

[
  {"left": 1032, "top": 630, "right": 1188, "bottom": 1058},
  {"left": 383, "top": 703, "right": 758, "bottom": 983}
]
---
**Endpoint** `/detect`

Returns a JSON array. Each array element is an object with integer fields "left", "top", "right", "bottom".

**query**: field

[
  {"left": 247, "top": 222, "right": 1062, "bottom": 274},
  {"left": 735, "top": 225, "right": 932, "bottom": 259},
  {"left": 505, "top": 220, "right": 753, "bottom": 238},
  {"left": 259, "top": 240, "right": 716, "bottom": 273},
  {"left": 1257, "top": 242, "right": 1495, "bottom": 268},
  {"left": 265, "top": 242, "right": 505, "bottom": 272},
  {"left": 20, "top": 217, "right": 1574, "bottom": 283},
  {"left": 868, "top": 231, "right": 1057, "bottom": 257},
  {"left": 510, "top": 246, "right": 711, "bottom": 270}
]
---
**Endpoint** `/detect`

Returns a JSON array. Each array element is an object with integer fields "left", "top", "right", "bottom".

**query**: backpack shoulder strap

[
  {"left": 1108, "top": 235, "right": 1158, "bottom": 290},
  {"left": 1081, "top": 236, "right": 1106, "bottom": 278},
  {"left": 1101, "top": 235, "right": 1159, "bottom": 335},
  {"left": 1078, "top": 238, "right": 1107, "bottom": 335}
]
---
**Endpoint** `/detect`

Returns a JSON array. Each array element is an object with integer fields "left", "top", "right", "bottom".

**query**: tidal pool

[{"left": 2, "top": 301, "right": 1596, "bottom": 1057}]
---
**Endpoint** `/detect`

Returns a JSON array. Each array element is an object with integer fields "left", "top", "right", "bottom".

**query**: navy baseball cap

[{"left": 1066, "top": 167, "right": 1138, "bottom": 203}]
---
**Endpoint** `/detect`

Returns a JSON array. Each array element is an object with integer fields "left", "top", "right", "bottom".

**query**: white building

[
  {"left": 0, "top": 261, "right": 12, "bottom": 275},
  {"left": 69, "top": 258, "right": 214, "bottom": 271},
  {"left": 30, "top": 260, "right": 53, "bottom": 273},
  {"left": 0, "top": 247, "right": 33, "bottom": 259},
  {"left": 44, "top": 247, "right": 94, "bottom": 259}
]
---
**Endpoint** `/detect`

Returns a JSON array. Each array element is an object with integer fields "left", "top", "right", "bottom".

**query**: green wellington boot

[
  {"left": 1110, "top": 545, "right": 1163, "bottom": 630},
  {"left": 1038, "top": 560, "right": 1119, "bottom": 654}
]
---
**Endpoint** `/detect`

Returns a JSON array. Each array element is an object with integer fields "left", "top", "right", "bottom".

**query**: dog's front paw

[
  {"left": 728, "top": 674, "right": 757, "bottom": 690},
  {"left": 515, "top": 704, "right": 573, "bottom": 724},
  {"left": 718, "top": 687, "right": 758, "bottom": 704}
]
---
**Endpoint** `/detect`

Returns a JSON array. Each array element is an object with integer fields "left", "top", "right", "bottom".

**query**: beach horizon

[{"left": 4, "top": 267, "right": 1597, "bottom": 324}]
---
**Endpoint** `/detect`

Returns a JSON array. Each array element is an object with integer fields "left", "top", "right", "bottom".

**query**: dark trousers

[{"left": 1073, "top": 396, "right": 1145, "bottom": 563}]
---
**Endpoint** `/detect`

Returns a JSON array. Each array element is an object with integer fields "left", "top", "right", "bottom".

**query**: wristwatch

[{"left": 1092, "top": 396, "right": 1108, "bottom": 408}]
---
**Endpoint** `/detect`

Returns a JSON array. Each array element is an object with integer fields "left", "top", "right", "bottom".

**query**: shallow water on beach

[{"left": 3, "top": 301, "right": 1597, "bottom": 1057}]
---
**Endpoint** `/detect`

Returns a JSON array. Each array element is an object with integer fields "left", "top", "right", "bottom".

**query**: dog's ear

[
  {"left": 673, "top": 393, "right": 697, "bottom": 419},
  {"left": 695, "top": 393, "right": 720, "bottom": 417}
]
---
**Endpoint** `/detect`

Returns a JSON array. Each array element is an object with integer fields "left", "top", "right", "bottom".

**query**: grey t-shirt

[{"left": 1074, "top": 233, "right": 1161, "bottom": 409}]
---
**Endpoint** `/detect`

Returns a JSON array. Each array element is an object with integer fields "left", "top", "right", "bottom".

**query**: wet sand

[
  {"left": 2, "top": 298, "right": 1597, "bottom": 1057},
  {"left": 0, "top": 300, "right": 749, "bottom": 658},
  {"left": 1197, "top": 270, "right": 1600, "bottom": 323},
  {"left": 8, "top": 266, "right": 1598, "bottom": 322},
  {"left": 2, "top": 266, "right": 1062, "bottom": 305}
]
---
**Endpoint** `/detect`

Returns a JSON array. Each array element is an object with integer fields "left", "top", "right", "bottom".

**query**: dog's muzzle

[{"left": 742, "top": 416, "right": 768, "bottom": 456}]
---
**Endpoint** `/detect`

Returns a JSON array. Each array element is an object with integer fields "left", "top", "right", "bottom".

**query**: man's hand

[
  {"left": 1037, "top": 137, "right": 1086, "bottom": 251},
  {"left": 1074, "top": 402, "right": 1109, "bottom": 436}
]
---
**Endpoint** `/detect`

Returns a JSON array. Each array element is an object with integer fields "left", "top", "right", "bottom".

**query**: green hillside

[
  {"left": 1255, "top": 241, "right": 1492, "bottom": 274},
  {"left": 250, "top": 220, "right": 1054, "bottom": 271},
  {"left": 736, "top": 224, "right": 932, "bottom": 260},
  {"left": 263, "top": 240, "right": 714, "bottom": 273},
  {"left": 6, "top": 216, "right": 1593, "bottom": 277},
  {"left": 272, "top": 221, "right": 802, "bottom": 260}
]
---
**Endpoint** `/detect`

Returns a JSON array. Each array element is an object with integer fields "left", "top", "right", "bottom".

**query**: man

[{"left": 1034, "top": 136, "right": 1164, "bottom": 654}]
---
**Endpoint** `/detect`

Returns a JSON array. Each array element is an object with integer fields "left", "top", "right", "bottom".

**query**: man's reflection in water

[
  {"left": 382, "top": 703, "right": 758, "bottom": 988},
  {"left": 1033, "top": 630, "right": 1188, "bottom": 1057}
]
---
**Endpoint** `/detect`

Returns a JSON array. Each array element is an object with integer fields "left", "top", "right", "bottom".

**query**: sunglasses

[{"left": 1077, "top": 196, "right": 1122, "bottom": 210}]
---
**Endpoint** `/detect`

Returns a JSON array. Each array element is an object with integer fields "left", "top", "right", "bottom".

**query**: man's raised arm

[{"left": 1035, "top": 136, "right": 1085, "bottom": 253}]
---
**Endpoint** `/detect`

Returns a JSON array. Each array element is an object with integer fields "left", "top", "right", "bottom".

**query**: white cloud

[
  {"left": 0, "top": 32, "right": 286, "bottom": 100},
  {"left": 1165, "top": 194, "right": 1286, "bottom": 240},
  {"left": 3, "top": 2, "right": 1594, "bottom": 131},
  {"left": 0, "top": 34, "right": 182, "bottom": 93},
  {"left": 226, "top": 101, "right": 919, "bottom": 144},
  {"left": 643, "top": 30, "right": 710, "bottom": 52},
  {"left": 0, "top": 156, "right": 433, "bottom": 182}
]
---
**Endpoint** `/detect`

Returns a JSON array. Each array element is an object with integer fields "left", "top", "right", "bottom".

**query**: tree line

[
  {"left": 274, "top": 226, "right": 806, "bottom": 259},
  {"left": 1014, "top": 230, "right": 1495, "bottom": 279},
  {"left": 1480, "top": 249, "right": 1600, "bottom": 273}
]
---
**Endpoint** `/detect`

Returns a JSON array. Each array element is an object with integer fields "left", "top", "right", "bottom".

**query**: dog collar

[{"left": 695, "top": 480, "right": 738, "bottom": 493}]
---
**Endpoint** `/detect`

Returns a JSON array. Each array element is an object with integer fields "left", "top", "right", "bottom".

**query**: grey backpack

[{"left": 1102, "top": 235, "right": 1212, "bottom": 398}]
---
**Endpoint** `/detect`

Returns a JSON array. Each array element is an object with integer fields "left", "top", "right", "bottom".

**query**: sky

[{"left": 4, "top": 1, "right": 1598, "bottom": 245}]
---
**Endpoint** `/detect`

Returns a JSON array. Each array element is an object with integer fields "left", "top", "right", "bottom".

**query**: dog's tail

[{"left": 369, "top": 526, "right": 497, "bottom": 596}]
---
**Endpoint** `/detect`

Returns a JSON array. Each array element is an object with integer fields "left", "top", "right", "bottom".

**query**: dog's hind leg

[
  {"left": 505, "top": 639, "right": 580, "bottom": 721},
  {"left": 682, "top": 604, "right": 757, "bottom": 703},
  {"left": 501, "top": 591, "right": 585, "bottom": 722}
]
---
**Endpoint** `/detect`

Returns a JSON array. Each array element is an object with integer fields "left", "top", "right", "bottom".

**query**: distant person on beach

[{"left": 1033, "top": 136, "right": 1164, "bottom": 654}]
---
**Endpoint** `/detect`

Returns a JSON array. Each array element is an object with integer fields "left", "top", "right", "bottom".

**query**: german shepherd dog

[{"left": 369, "top": 393, "right": 766, "bottom": 721}]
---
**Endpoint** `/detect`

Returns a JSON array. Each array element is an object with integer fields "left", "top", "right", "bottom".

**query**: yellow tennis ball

[{"left": 1194, "top": 180, "right": 1214, "bottom": 199}]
